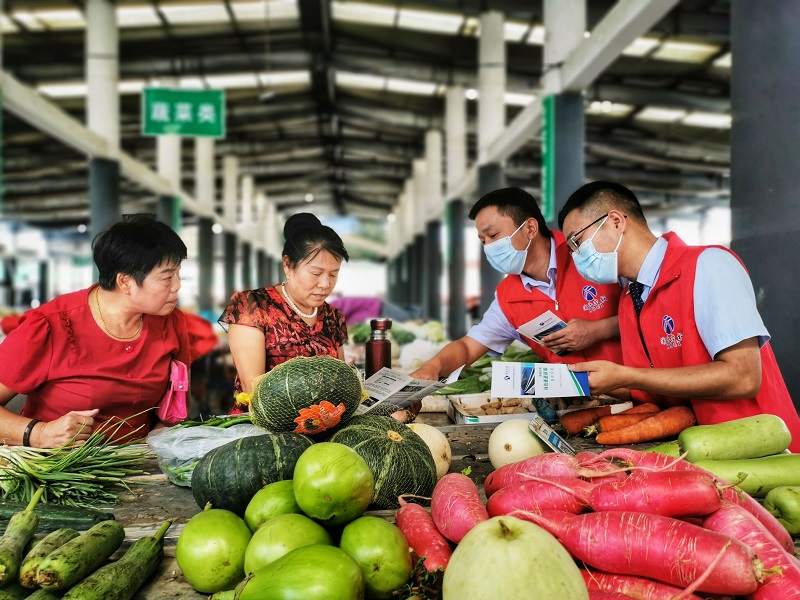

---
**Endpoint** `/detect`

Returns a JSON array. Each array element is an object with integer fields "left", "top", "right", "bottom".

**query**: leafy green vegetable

[
  {"left": 391, "top": 325, "right": 416, "bottom": 346},
  {"left": 348, "top": 322, "right": 372, "bottom": 344}
]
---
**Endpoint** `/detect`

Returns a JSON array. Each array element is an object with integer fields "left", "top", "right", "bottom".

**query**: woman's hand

[{"left": 31, "top": 409, "right": 100, "bottom": 448}]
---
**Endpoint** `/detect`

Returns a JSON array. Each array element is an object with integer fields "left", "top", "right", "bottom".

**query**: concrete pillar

[
  {"left": 86, "top": 0, "right": 120, "bottom": 239},
  {"left": 223, "top": 233, "right": 237, "bottom": 303},
  {"left": 241, "top": 242, "right": 252, "bottom": 290},
  {"left": 478, "top": 164, "right": 506, "bottom": 313},
  {"left": 38, "top": 261, "right": 49, "bottom": 305},
  {"left": 155, "top": 77, "right": 182, "bottom": 229},
  {"left": 730, "top": 1, "right": 800, "bottom": 411},
  {"left": 223, "top": 155, "right": 239, "bottom": 224},
  {"left": 424, "top": 130, "right": 443, "bottom": 321},
  {"left": 446, "top": 85, "right": 468, "bottom": 339},
  {"left": 411, "top": 160, "right": 427, "bottom": 308},
  {"left": 195, "top": 137, "right": 215, "bottom": 313}
]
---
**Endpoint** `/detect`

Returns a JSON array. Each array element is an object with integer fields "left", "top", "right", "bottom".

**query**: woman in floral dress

[{"left": 219, "top": 213, "right": 349, "bottom": 414}]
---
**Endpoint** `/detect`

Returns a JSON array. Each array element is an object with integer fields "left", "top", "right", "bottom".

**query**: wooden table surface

[{"left": 87, "top": 414, "right": 799, "bottom": 598}]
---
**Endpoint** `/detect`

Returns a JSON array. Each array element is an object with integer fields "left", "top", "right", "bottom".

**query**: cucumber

[
  {"left": 643, "top": 439, "right": 682, "bottom": 457},
  {"left": 0, "top": 487, "right": 44, "bottom": 586},
  {"left": 20, "top": 529, "right": 80, "bottom": 589},
  {"left": 0, "top": 582, "right": 31, "bottom": 599},
  {"left": 693, "top": 454, "right": 800, "bottom": 497},
  {"left": 61, "top": 520, "right": 172, "bottom": 600},
  {"left": 26, "top": 589, "right": 64, "bottom": 599},
  {"left": 0, "top": 503, "right": 114, "bottom": 535},
  {"left": 36, "top": 520, "right": 125, "bottom": 591},
  {"left": 678, "top": 414, "right": 791, "bottom": 461}
]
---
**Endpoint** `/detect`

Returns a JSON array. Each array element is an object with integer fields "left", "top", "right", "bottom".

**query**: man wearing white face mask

[
  {"left": 558, "top": 181, "right": 800, "bottom": 451},
  {"left": 410, "top": 187, "right": 623, "bottom": 385}
]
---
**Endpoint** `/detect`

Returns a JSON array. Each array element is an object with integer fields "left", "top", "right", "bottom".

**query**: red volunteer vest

[
  {"left": 620, "top": 232, "right": 800, "bottom": 452},
  {"left": 496, "top": 231, "right": 623, "bottom": 365}
]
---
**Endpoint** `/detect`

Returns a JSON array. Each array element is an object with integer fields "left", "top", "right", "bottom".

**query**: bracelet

[{"left": 22, "top": 419, "right": 40, "bottom": 447}]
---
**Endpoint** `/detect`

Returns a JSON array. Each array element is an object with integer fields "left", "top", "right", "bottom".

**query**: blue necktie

[{"left": 629, "top": 281, "right": 645, "bottom": 317}]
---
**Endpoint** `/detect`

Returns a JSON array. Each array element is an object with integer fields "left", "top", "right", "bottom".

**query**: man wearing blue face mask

[
  {"left": 410, "top": 187, "right": 623, "bottom": 385},
  {"left": 558, "top": 181, "right": 800, "bottom": 451}
]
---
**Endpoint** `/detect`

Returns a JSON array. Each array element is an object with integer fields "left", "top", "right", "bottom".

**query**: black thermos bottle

[{"left": 365, "top": 318, "right": 392, "bottom": 378}]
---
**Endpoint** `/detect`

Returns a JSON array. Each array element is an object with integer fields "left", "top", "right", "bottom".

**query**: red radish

[
  {"left": 522, "top": 509, "right": 763, "bottom": 595},
  {"left": 395, "top": 496, "right": 452, "bottom": 573},
  {"left": 487, "top": 476, "right": 593, "bottom": 517},
  {"left": 430, "top": 473, "right": 488, "bottom": 544},
  {"left": 702, "top": 501, "right": 800, "bottom": 599},
  {"left": 589, "top": 470, "right": 723, "bottom": 517},
  {"left": 588, "top": 591, "right": 637, "bottom": 600},
  {"left": 581, "top": 568, "right": 704, "bottom": 600},
  {"left": 596, "top": 448, "right": 795, "bottom": 553},
  {"left": 483, "top": 453, "right": 621, "bottom": 498}
]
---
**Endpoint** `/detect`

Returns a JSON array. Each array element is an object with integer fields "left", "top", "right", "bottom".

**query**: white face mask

[
  {"left": 483, "top": 221, "right": 531, "bottom": 275},
  {"left": 571, "top": 216, "right": 623, "bottom": 284}
]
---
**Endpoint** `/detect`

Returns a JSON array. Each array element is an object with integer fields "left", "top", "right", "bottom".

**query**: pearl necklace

[
  {"left": 281, "top": 282, "right": 318, "bottom": 319},
  {"left": 95, "top": 287, "right": 143, "bottom": 340}
]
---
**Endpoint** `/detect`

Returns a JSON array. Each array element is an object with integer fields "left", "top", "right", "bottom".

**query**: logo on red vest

[
  {"left": 581, "top": 285, "right": 608, "bottom": 313},
  {"left": 660, "top": 314, "right": 683, "bottom": 349}
]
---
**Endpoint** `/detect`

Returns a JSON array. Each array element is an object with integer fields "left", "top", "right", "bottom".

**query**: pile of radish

[{"left": 397, "top": 446, "right": 799, "bottom": 599}]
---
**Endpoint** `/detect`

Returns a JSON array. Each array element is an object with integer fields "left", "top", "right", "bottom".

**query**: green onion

[{"left": 0, "top": 418, "right": 153, "bottom": 509}]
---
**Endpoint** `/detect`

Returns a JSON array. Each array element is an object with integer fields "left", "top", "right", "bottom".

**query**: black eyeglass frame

[{"left": 566, "top": 213, "right": 608, "bottom": 252}]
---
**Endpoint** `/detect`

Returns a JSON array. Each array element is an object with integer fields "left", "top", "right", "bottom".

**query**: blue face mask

[
  {"left": 483, "top": 221, "right": 531, "bottom": 275},
  {"left": 571, "top": 216, "right": 623, "bottom": 284}
]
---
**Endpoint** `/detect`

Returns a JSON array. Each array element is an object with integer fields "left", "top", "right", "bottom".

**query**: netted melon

[
  {"left": 250, "top": 355, "right": 366, "bottom": 436},
  {"left": 329, "top": 415, "right": 437, "bottom": 509}
]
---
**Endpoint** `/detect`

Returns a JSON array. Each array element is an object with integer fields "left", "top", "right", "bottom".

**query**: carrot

[
  {"left": 559, "top": 405, "right": 614, "bottom": 435},
  {"left": 618, "top": 402, "right": 661, "bottom": 415},
  {"left": 486, "top": 476, "right": 593, "bottom": 517},
  {"left": 702, "top": 501, "right": 800, "bottom": 599},
  {"left": 595, "top": 406, "right": 696, "bottom": 445},
  {"left": 522, "top": 509, "right": 763, "bottom": 595},
  {"left": 483, "top": 453, "right": 621, "bottom": 498},
  {"left": 590, "top": 413, "right": 656, "bottom": 435},
  {"left": 430, "top": 473, "right": 488, "bottom": 544},
  {"left": 596, "top": 448, "right": 796, "bottom": 553},
  {"left": 588, "top": 470, "right": 723, "bottom": 517},
  {"left": 581, "top": 568, "right": 704, "bottom": 600},
  {"left": 395, "top": 496, "right": 452, "bottom": 573}
]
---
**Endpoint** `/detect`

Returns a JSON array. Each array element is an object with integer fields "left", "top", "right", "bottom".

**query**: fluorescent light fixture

[
  {"left": 505, "top": 92, "right": 536, "bottom": 106},
  {"left": 527, "top": 25, "right": 545, "bottom": 45},
  {"left": 332, "top": 1, "right": 396, "bottom": 27},
  {"left": 583, "top": 30, "right": 591, "bottom": 39},
  {"left": 118, "top": 80, "right": 146, "bottom": 94},
  {"left": 178, "top": 77, "right": 206, "bottom": 89},
  {"left": 387, "top": 77, "right": 437, "bottom": 96},
  {"left": 652, "top": 40, "right": 720, "bottom": 63},
  {"left": 259, "top": 71, "right": 310, "bottom": 87},
  {"left": 635, "top": 107, "right": 688, "bottom": 123},
  {"left": 336, "top": 71, "right": 386, "bottom": 91},
  {"left": 304, "top": 193, "right": 315, "bottom": 203},
  {"left": 117, "top": 6, "right": 161, "bottom": 27},
  {"left": 622, "top": 36, "right": 661, "bottom": 57},
  {"left": 681, "top": 111, "right": 732, "bottom": 129},
  {"left": 465, "top": 88, "right": 479, "bottom": 100},
  {"left": 587, "top": 101, "right": 635, "bottom": 118},
  {"left": 38, "top": 82, "right": 87, "bottom": 98},
  {"left": 32, "top": 9, "right": 85, "bottom": 29},
  {"left": 713, "top": 52, "right": 732, "bottom": 69},
  {"left": 504, "top": 21, "right": 530, "bottom": 43},
  {"left": 204, "top": 73, "right": 261, "bottom": 88},
  {"left": 463, "top": 16, "right": 480, "bottom": 35},
  {"left": 12, "top": 12, "right": 45, "bottom": 31},
  {"left": 398, "top": 8, "right": 464, "bottom": 34},
  {"left": 0, "top": 15, "right": 19, "bottom": 33},
  {"left": 160, "top": 3, "right": 229, "bottom": 25},
  {"left": 232, "top": 0, "right": 299, "bottom": 23}
]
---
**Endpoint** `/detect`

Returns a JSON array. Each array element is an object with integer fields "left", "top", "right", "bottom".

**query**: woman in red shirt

[
  {"left": 219, "top": 213, "right": 349, "bottom": 413},
  {"left": 0, "top": 215, "right": 190, "bottom": 447}
]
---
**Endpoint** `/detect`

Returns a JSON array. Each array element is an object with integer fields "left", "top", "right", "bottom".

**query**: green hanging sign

[{"left": 142, "top": 88, "right": 226, "bottom": 138}]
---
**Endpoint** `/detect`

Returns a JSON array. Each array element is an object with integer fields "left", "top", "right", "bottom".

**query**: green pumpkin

[
  {"left": 250, "top": 356, "right": 365, "bottom": 437},
  {"left": 191, "top": 432, "right": 313, "bottom": 516},
  {"left": 329, "top": 415, "right": 437, "bottom": 509}
]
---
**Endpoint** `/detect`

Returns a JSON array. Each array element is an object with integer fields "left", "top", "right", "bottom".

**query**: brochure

[
  {"left": 357, "top": 366, "right": 463, "bottom": 414},
  {"left": 490, "top": 361, "right": 590, "bottom": 399},
  {"left": 528, "top": 414, "right": 577, "bottom": 455},
  {"left": 516, "top": 310, "right": 570, "bottom": 356}
]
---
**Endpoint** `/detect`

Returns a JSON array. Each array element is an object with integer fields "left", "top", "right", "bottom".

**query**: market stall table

[{"left": 94, "top": 414, "right": 800, "bottom": 598}]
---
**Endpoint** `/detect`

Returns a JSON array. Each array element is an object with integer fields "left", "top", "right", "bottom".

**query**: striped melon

[
  {"left": 329, "top": 415, "right": 437, "bottom": 509},
  {"left": 250, "top": 356, "right": 366, "bottom": 437}
]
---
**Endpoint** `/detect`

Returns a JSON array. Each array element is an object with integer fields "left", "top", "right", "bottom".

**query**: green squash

[
  {"left": 329, "top": 415, "right": 437, "bottom": 509},
  {"left": 191, "top": 432, "right": 313, "bottom": 516},
  {"left": 250, "top": 356, "right": 366, "bottom": 437}
]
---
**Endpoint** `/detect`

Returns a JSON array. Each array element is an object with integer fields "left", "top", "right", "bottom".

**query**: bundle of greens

[
  {"left": 434, "top": 345, "right": 543, "bottom": 396},
  {"left": 0, "top": 421, "right": 152, "bottom": 509}
]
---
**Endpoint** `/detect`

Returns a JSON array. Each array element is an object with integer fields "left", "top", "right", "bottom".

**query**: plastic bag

[{"left": 147, "top": 422, "right": 266, "bottom": 486}]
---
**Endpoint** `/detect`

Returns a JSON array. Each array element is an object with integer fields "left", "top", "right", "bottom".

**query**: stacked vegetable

[{"left": 435, "top": 345, "right": 543, "bottom": 397}]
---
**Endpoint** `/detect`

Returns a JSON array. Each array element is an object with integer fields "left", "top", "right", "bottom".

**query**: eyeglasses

[{"left": 566, "top": 213, "right": 608, "bottom": 252}]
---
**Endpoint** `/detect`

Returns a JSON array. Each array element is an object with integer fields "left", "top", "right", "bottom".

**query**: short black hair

[
  {"left": 93, "top": 214, "right": 188, "bottom": 290},
  {"left": 558, "top": 181, "right": 646, "bottom": 229},
  {"left": 468, "top": 187, "right": 551, "bottom": 238},
  {"left": 282, "top": 212, "right": 349, "bottom": 267}
]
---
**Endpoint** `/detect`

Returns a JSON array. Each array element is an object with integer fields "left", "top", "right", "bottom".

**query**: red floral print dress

[{"left": 218, "top": 285, "right": 348, "bottom": 413}]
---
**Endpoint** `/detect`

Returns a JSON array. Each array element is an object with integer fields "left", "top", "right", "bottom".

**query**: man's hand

[
  {"left": 568, "top": 361, "right": 627, "bottom": 396},
  {"left": 409, "top": 363, "right": 441, "bottom": 382},
  {"left": 31, "top": 408, "right": 100, "bottom": 448},
  {"left": 541, "top": 319, "right": 598, "bottom": 354}
]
